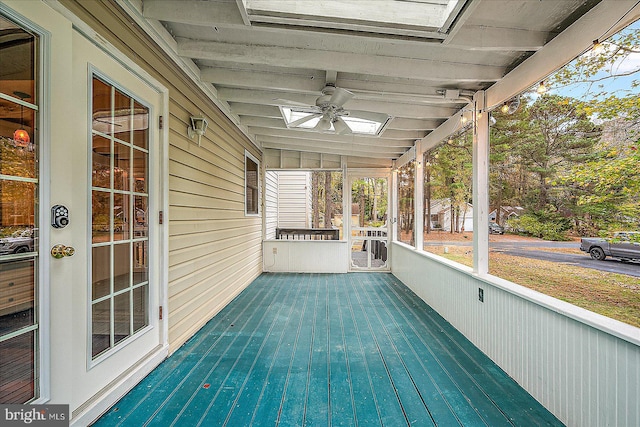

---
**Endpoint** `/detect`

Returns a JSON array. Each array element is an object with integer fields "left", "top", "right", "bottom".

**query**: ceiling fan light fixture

[
  {"left": 332, "top": 118, "right": 351, "bottom": 134},
  {"left": 315, "top": 116, "right": 332, "bottom": 131}
]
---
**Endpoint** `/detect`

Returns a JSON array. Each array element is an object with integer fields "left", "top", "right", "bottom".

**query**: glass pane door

[
  {"left": 0, "top": 14, "right": 39, "bottom": 403},
  {"left": 90, "top": 75, "right": 150, "bottom": 360},
  {"left": 350, "top": 177, "right": 389, "bottom": 270}
]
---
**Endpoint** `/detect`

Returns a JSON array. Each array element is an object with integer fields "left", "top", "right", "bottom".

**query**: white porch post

[
  {"left": 473, "top": 90, "right": 489, "bottom": 275},
  {"left": 342, "top": 159, "right": 350, "bottom": 270},
  {"left": 414, "top": 140, "right": 424, "bottom": 251},
  {"left": 391, "top": 161, "right": 398, "bottom": 242}
]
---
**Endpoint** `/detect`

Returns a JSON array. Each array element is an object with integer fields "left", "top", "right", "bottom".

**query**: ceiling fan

[{"left": 278, "top": 82, "right": 390, "bottom": 135}]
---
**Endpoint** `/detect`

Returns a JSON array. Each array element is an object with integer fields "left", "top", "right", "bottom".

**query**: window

[
  {"left": 245, "top": 151, "right": 260, "bottom": 216},
  {"left": 90, "top": 75, "right": 150, "bottom": 360},
  {"left": 396, "top": 161, "right": 415, "bottom": 245},
  {"left": 422, "top": 128, "right": 474, "bottom": 262},
  {"left": 264, "top": 170, "right": 343, "bottom": 239}
]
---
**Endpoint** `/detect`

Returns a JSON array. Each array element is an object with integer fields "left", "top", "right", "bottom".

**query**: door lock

[
  {"left": 51, "top": 205, "right": 69, "bottom": 228},
  {"left": 51, "top": 244, "right": 76, "bottom": 259}
]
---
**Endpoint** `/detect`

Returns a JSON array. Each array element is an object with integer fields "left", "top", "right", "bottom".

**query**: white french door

[
  {"left": 64, "top": 29, "right": 165, "bottom": 402},
  {"left": 0, "top": 11, "right": 41, "bottom": 404}
]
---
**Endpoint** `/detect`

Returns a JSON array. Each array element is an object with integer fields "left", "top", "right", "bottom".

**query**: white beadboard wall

[
  {"left": 263, "top": 241, "right": 348, "bottom": 273},
  {"left": 265, "top": 170, "right": 278, "bottom": 239},
  {"left": 391, "top": 241, "right": 640, "bottom": 427},
  {"left": 276, "top": 171, "right": 312, "bottom": 228}
]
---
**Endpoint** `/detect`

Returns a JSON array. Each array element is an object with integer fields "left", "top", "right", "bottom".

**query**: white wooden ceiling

[{"left": 126, "top": 0, "right": 634, "bottom": 163}]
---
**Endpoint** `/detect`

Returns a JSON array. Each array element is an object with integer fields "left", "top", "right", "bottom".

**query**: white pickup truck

[{"left": 580, "top": 231, "right": 640, "bottom": 262}]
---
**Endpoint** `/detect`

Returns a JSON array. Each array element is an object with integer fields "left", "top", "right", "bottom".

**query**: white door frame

[
  {"left": 346, "top": 168, "right": 392, "bottom": 271},
  {"left": 0, "top": 2, "right": 52, "bottom": 404}
]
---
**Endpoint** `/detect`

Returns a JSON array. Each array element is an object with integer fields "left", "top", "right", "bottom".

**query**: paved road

[{"left": 424, "top": 240, "right": 640, "bottom": 278}]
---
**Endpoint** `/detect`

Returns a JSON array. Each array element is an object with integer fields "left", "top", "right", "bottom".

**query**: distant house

[
  {"left": 489, "top": 206, "right": 524, "bottom": 225},
  {"left": 425, "top": 198, "right": 473, "bottom": 232}
]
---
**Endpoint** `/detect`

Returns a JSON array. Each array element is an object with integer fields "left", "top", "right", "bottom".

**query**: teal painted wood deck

[{"left": 93, "top": 273, "right": 563, "bottom": 426}]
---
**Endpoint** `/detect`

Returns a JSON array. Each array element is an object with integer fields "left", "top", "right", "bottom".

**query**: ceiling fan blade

[
  {"left": 288, "top": 113, "right": 322, "bottom": 127},
  {"left": 347, "top": 110, "right": 390, "bottom": 123},
  {"left": 333, "top": 117, "right": 352, "bottom": 135},
  {"left": 329, "top": 87, "right": 353, "bottom": 107}
]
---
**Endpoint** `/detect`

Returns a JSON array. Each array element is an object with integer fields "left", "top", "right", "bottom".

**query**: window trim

[{"left": 244, "top": 150, "right": 260, "bottom": 217}]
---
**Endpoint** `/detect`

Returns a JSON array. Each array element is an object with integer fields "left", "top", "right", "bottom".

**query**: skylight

[
  {"left": 280, "top": 107, "right": 389, "bottom": 136},
  {"left": 242, "top": 0, "right": 466, "bottom": 39}
]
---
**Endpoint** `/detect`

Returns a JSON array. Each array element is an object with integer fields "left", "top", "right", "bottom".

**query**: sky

[{"left": 545, "top": 20, "right": 640, "bottom": 101}]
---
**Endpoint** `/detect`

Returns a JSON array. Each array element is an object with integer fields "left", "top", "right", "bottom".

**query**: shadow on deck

[{"left": 93, "top": 273, "right": 562, "bottom": 426}]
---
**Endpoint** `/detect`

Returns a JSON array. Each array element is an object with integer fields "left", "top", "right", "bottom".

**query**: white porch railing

[{"left": 391, "top": 241, "right": 640, "bottom": 427}]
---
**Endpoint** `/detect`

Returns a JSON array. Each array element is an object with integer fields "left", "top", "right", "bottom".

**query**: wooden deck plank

[
  {"left": 326, "top": 274, "right": 357, "bottom": 426},
  {"left": 96, "top": 275, "right": 279, "bottom": 425},
  {"left": 334, "top": 274, "right": 382, "bottom": 426},
  {"left": 92, "top": 273, "right": 564, "bottom": 427},
  {"left": 343, "top": 274, "right": 410, "bottom": 425}
]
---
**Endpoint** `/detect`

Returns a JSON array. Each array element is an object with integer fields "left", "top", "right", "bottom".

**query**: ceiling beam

[
  {"left": 142, "top": 0, "right": 246, "bottom": 26},
  {"left": 445, "top": 25, "right": 547, "bottom": 51},
  {"left": 238, "top": 116, "right": 287, "bottom": 129},
  {"left": 203, "top": 68, "right": 469, "bottom": 105},
  {"left": 239, "top": 115, "right": 443, "bottom": 132},
  {"left": 228, "top": 103, "right": 283, "bottom": 118},
  {"left": 201, "top": 67, "right": 326, "bottom": 93},
  {"left": 145, "top": 6, "right": 515, "bottom": 64},
  {"left": 387, "top": 118, "right": 444, "bottom": 131},
  {"left": 248, "top": 127, "right": 415, "bottom": 147},
  {"left": 260, "top": 138, "right": 406, "bottom": 159},
  {"left": 219, "top": 88, "right": 459, "bottom": 118},
  {"left": 177, "top": 38, "right": 505, "bottom": 82}
]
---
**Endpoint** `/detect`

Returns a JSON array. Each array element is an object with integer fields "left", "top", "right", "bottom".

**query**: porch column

[
  {"left": 414, "top": 140, "right": 424, "bottom": 251},
  {"left": 391, "top": 161, "right": 398, "bottom": 242},
  {"left": 473, "top": 91, "right": 489, "bottom": 275}
]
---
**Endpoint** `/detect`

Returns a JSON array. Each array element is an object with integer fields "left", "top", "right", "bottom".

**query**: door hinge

[
  {"left": 159, "top": 210, "right": 163, "bottom": 225},
  {"left": 159, "top": 306, "right": 163, "bottom": 320},
  {"left": 159, "top": 115, "right": 164, "bottom": 130}
]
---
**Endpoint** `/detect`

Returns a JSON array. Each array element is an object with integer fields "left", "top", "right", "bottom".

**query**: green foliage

[{"left": 507, "top": 211, "right": 570, "bottom": 241}]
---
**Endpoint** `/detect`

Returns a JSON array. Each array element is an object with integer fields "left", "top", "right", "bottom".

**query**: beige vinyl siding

[{"left": 63, "top": 0, "right": 263, "bottom": 352}]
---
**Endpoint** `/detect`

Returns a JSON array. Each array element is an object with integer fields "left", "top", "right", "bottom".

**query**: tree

[
  {"left": 311, "top": 172, "right": 320, "bottom": 228},
  {"left": 324, "top": 171, "right": 332, "bottom": 228},
  {"left": 397, "top": 162, "right": 414, "bottom": 242},
  {"left": 516, "top": 95, "right": 600, "bottom": 210},
  {"left": 546, "top": 23, "right": 640, "bottom": 232}
]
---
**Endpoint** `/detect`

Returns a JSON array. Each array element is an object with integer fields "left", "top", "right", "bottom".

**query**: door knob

[{"left": 51, "top": 244, "right": 76, "bottom": 259}]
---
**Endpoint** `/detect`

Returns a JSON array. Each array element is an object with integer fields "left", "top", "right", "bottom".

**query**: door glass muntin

[{"left": 90, "top": 74, "right": 150, "bottom": 361}]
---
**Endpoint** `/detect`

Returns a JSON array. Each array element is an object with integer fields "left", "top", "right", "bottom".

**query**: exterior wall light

[{"left": 188, "top": 116, "right": 209, "bottom": 145}]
